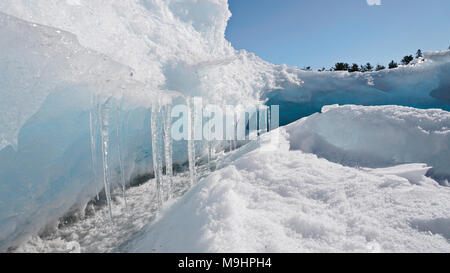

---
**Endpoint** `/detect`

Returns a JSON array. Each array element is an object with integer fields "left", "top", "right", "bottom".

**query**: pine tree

[
  {"left": 376, "top": 64, "right": 385, "bottom": 71},
  {"left": 360, "top": 63, "right": 373, "bottom": 72},
  {"left": 416, "top": 49, "right": 423, "bottom": 59},
  {"left": 348, "top": 63, "right": 360, "bottom": 72},
  {"left": 401, "top": 55, "right": 414, "bottom": 65},
  {"left": 388, "top": 60, "right": 398, "bottom": 69},
  {"left": 334, "top": 63, "right": 350, "bottom": 71}
]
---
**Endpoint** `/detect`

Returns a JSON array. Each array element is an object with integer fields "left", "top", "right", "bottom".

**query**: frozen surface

[
  {"left": 0, "top": 11, "right": 176, "bottom": 251},
  {"left": 0, "top": 0, "right": 300, "bottom": 107},
  {"left": 286, "top": 105, "right": 450, "bottom": 183},
  {"left": 266, "top": 51, "right": 450, "bottom": 125},
  {"left": 120, "top": 129, "right": 450, "bottom": 253},
  {"left": 0, "top": 12, "right": 140, "bottom": 151},
  {"left": 0, "top": 0, "right": 449, "bottom": 252}
]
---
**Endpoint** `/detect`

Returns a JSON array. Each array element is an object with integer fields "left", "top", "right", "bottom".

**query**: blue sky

[{"left": 226, "top": 0, "right": 450, "bottom": 70}]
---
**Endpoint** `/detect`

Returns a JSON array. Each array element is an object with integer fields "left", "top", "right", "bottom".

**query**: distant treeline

[{"left": 303, "top": 49, "right": 432, "bottom": 73}]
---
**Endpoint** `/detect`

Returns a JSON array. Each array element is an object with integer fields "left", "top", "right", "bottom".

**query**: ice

[
  {"left": 186, "top": 98, "right": 197, "bottom": 186},
  {"left": 286, "top": 105, "right": 450, "bottom": 184},
  {"left": 115, "top": 105, "right": 127, "bottom": 208},
  {"left": 0, "top": 11, "right": 176, "bottom": 250},
  {"left": 0, "top": 0, "right": 301, "bottom": 108},
  {"left": 89, "top": 95, "right": 100, "bottom": 200},
  {"left": 0, "top": 0, "right": 449, "bottom": 252},
  {"left": 12, "top": 173, "right": 195, "bottom": 253},
  {"left": 100, "top": 101, "right": 113, "bottom": 222},
  {"left": 265, "top": 51, "right": 450, "bottom": 126},
  {"left": 0, "top": 2, "right": 303, "bottom": 251},
  {"left": 258, "top": 105, "right": 268, "bottom": 137},
  {"left": 151, "top": 104, "right": 164, "bottom": 208},
  {"left": 163, "top": 105, "right": 174, "bottom": 200}
]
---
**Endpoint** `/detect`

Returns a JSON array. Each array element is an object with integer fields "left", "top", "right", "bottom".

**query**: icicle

[
  {"left": 163, "top": 105, "right": 173, "bottom": 200},
  {"left": 259, "top": 105, "right": 268, "bottom": 136},
  {"left": 89, "top": 93, "right": 100, "bottom": 201},
  {"left": 116, "top": 104, "right": 127, "bottom": 209},
  {"left": 187, "top": 98, "right": 196, "bottom": 185},
  {"left": 233, "top": 111, "right": 238, "bottom": 150},
  {"left": 100, "top": 100, "right": 113, "bottom": 222},
  {"left": 208, "top": 142, "right": 212, "bottom": 170},
  {"left": 211, "top": 144, "right": 216, "bottom": 171},
  {"left": 151, "top": 104, "right": 164, "bottom": 208},
  {"left": 207, "top": 123, "right": 212, "bottom": 171}
]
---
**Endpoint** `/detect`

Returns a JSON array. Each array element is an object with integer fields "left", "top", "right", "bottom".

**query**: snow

[
  {"left": 286, "top": 105, "right": 450, "bottom": 184},
  {"left": 10, "top": 159, "right": 214, "bottom": 253},
  {"left": 11, "top": 173, "right": 192, "bottom": 253},
  {"left": 265, "top": 52, "right": 450, "bottom": 125},
  {"left": 0, "top": 0, "right": 449, "bottom": 252},
  {"left": 0, "top": 0, "right": 300, "bottom": 108},
  {"left": 120, "top": 128, "right": 450, "bottom": 253}
]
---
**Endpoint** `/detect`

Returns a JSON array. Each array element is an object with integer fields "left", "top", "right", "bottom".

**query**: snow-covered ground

[
  {"left": 119, "top": 118, "right": 450, "bottom": 253},
  {"left": 1, "top": 0, "right": 449, "bottom": 252}
]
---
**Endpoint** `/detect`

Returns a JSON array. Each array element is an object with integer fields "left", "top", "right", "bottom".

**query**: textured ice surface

[
  {"left": 0, "top": 12, "right": 176, "bottom": 250},
  {"left": 0, "top": 12, "right": 132, "bottom": 150},
  {"left": 0, "top": 0, "right": 300, "bottom": 107},
  {"left": 121, "top": 129, "right": 450, "bottom": 253}
]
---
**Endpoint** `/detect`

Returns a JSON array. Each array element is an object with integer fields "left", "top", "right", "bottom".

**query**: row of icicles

[
  {"left": 89, "top": 96, "right": 211, "bottom": 223},
  {"left": 89, "top": 95, "right": 271, "bottom": 223}
]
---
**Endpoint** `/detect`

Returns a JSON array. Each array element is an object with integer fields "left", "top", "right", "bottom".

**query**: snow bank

[
  {"left": 120, "top": 129, "right": 450, "bottom": 253},
  {"left": 265, "top": 51, "right": 450, "bottom": 125},
  {"left": 287, "top": 105, "right": 450, "bottom": 183}
]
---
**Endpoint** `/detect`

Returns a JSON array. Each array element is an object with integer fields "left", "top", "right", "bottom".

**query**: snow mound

[
  {"left": 120, "top": 129, "right": 450, "bottom": 253},
  {"left": 287, "top": 105, "right": 450, "bottom": 183}
]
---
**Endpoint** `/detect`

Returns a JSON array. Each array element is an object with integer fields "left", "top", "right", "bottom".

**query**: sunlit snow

[{"left": 0, "top": 0, "right": 449, "bottom": 253}]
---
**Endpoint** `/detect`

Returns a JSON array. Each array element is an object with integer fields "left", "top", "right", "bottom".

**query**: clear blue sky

[{"left": 226, "top": 0, "right": 450, "bottom": 70}]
